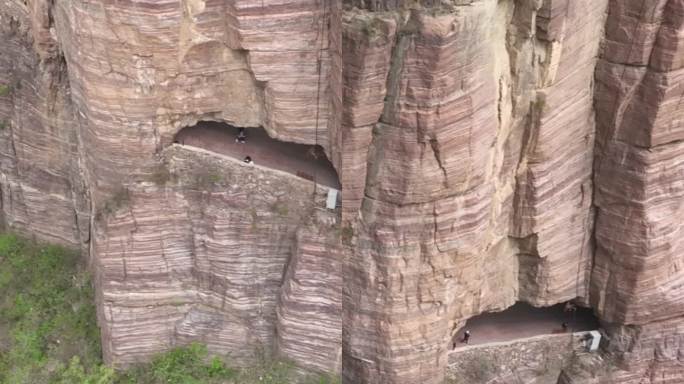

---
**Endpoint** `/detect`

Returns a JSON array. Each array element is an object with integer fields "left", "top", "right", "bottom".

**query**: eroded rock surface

[
  {"left": 0, "top": 0, "right": 341, "bottom": 376},
  {"left": 96, "top": 146, "right": 334, "bottom": 366},
  {"left": 277, "top": 210, "right": 343, "bottom": 374},
  {"left": 341, "top": 1, "right": 607, "bottom": 382},
  {"left": 0, "top": 2, "right": 87, "bottom": 248},
  {"left": 1, "top": 0, "right": 683, "bottom": 383}
]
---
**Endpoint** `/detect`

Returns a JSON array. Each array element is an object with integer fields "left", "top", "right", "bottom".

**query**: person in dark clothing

[
  {"left": 562, "top": 322, "right": 568, "bottom": 332},
  {"left": 564, "top": 301, "right": 577, "bottom": 313},
  {"left": 236, "top": 127, "right": 246, "bottom": 143},
  {"left": 462, "top": 330, "right": 471, "bottom": 344},
  {"left": 243, "top": 156, "right": 253, "bottom": 164}
]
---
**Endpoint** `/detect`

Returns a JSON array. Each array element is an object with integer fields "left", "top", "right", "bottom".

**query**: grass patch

[
  {"left": 339, "top": 225, "right": 353, "bottom": 245},
  {"left": 192, "top": 169, "right": 224, "bottom": 190},
  {"left": 270, "top": 201, "right": 289, "bottom": 217},
  {"left": 115, "top": 343, "right": 237, "bottom": 384},
  {"left": 532, "top": 95, "right": 547, "bottom": 114},
  {"left": 0, "top": 84, "right": 10, "bottom": 97},
  {"left": 150, "top": 163, "right": 172, "bottom": 186},
  {"left": 250, "top": 208, "right": 259, "bottom": 230},
  {"left": 0, "top": 233, "right": 340, "bottom": 383},
  {"left": 0, "top": 233, "right": 101, "bottom": 384}
]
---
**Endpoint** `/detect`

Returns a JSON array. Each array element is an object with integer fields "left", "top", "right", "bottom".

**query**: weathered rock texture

[
  {"left": 0, "top": 1, "right": 88, "bottom": 249},
  {"left": 574, "top": 1, "right": 684, "bottom": 383},
  {"left": 448, "top": 332, "right": 593, "bottom": 384},
  {"left": 341, "top": 0, "right": 682, "bottom": 383},
  {"left": 559, "top": 318, "right": 684, "bottom": 384},
  {"left": 591, "top": 0, "right": 684, "bottom": 325},
  {"left": 342, "top": 1, "right": 606, "bottom": 382},
  {"left": 1, "top": 0, "right": 683, "bottom": 382},
  {"left": 96, "top": 145, "right": 340, "bottom": 369},
  {"left": 0, "top": 0, "right": 341, "bottom": 376},
  {"left": 277, "top": 210, "right": 343, "bottom": 374}
]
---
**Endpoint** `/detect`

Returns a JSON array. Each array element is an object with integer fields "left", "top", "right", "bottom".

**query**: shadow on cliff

[{"left": 453, "top": 302, "right": 600, "bottom": 347}]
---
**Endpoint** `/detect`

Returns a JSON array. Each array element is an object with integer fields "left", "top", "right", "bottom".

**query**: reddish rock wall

[
  {"left": 341, "top": 1, "right": 608, "bottom": 382},
  {"left": 0, "top": 0, "right": 341, "bottom": 376},
  {"left": 1, "top": 0, "right": 683, "bottom": 382}
]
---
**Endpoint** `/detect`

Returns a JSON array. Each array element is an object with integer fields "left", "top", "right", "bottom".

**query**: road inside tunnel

[
  {"left": 174, "top": 122, "right": 341, "bottom": 189},
  {"left": 452, "top": 302, "right": 600, "bottom": 348}
]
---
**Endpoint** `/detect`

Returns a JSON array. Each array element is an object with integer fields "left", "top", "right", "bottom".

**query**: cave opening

[
  {"left": 173, "top": 121, "right": 340, "bottom": 189},
  {"left": 452, "top": 301, "right": 600, "bottom": 348}
]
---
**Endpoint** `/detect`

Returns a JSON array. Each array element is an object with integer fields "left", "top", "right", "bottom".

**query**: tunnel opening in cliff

[
  {"left": 174, "top": 121, "right": 341, "bottom": 189},
  {"left": 452, "top": 302, "right": 600, "bottom": 347}
]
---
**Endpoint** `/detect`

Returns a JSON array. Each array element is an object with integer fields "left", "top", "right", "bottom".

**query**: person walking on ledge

[
  {"left": 236, "top": 127, "right": 246, "bottom": 144},
  {"left": 462, "top": 330, "right": 471, "bottom": 344},
  {"left": 564, "top": 301, "right": 577, "bottom": 313}
]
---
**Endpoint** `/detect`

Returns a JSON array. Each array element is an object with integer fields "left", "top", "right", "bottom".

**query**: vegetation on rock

[
  {"left": 0, "top": 233, "right": 340, "bottom": 384},
  {"left": 95, "top": 186, "right": 131, "bottom": 222},
  {"left": 0, "top": 84, "right": 10, "bottom": 97},
  {"left": 0, "top": 233, "right": 101, "bottom": 383}
]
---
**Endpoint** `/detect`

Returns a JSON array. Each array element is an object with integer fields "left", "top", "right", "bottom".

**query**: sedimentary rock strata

[
  {"left": 592, "top": 0, "right": 684, "bottom": 326},
  {"left": 277, "top": 211, "right": 343, "bottom": 374},
  {"left": 0, "top": 3, "right": 88, "bottom": 249},
  {"left": 97, "top": 145, "right": 336, "bottom": 366},
  {"left": 570, "top": 1, "right": 684, "bottom": 381},
  {"left": 342, "top": 1, "right": 607, "bottom": 382},
  {"left": 1, "top": 0, "right": 341, "bottom": 375},
  {"left": 0, "top": 0, "right": 683, "bottom": 383}
]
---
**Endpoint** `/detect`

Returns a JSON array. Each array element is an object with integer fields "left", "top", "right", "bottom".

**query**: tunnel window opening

[
  {"left": 452, "top": 301, "right": 600, "bottom": 348},
  {"left": 173, "top": 121, "right": 340, "bottom": 189}
]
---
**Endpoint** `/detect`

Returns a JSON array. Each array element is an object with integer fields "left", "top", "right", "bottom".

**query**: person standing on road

[
  {"left": 236, "top": 128, "right": 246, "bottom": 144},
  {"left": 462, "top": 330, "right": 471, "bottom": 344},
  {"left": 564, "top": 301, "right": 577, "bottom": 313}
]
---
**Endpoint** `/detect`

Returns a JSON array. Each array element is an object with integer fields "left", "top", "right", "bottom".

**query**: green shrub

[
  {"left": 150, "top": 164, "right": 172, "bottom": 186},
  {"left": 339, "top": 225, "right": 353, "bottom": 245},
  {"left": 360, "top": 18, "right": 385, "bottom": 41},
  {"left": 250, "top": 208, "right": 259, "bottom": 230},
  {"left": 115, "top": 343, "right": 236, "bottom": 384},
  {"left": 302, "top": 373, "right": 341, "bottom": 384},
  {"left": 54, "top": 357, "right": 115, "bottom": 384},
  {"left": 271, "top": 201, "right": 289, "bottom": 217},
  {"left": 96, "top": 186, "right": 130, "bottom": 221},
  {"left": 192, "top": 169, "right": 223, "bottom": 190},
  {"left": 0, "top": 84, "right": 10, "bottom": 97}
]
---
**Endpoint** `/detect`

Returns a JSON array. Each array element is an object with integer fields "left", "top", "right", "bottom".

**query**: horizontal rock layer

[
  {"left": 591, "top": 0, "right": 684, "bottom": 327},
  {"left": 96, "top": 145, "right": 334, "bottom": 366},
  {"left": 342, "top": 1, "right": 608, "bottom": 382},
  {"left": 0, "top": 3, "right": 88, "bottom": 248},
  {"left": 0, "top": 0, "right": 683, "bottom": 383},
  {"left": 277, "top": 211, "right": 343, "bottom": 374}
]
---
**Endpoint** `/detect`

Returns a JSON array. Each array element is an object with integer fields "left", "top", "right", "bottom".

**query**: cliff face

[
  {"left": 0, "top": 1, "right": 87, "bottom": 248},
  {"left": 342, "top": 1, "right": 604, "bottom": 382},
  {"left": 0, "top": 0, "right": 341, "bottom": 375},
  {"left": 586, "top": 1, "right": 684, "bottom": 382},
  {"left": 0, "top": 0, "right": 682, "bottom": 383},
  {"left": 341, "top": 0, "right": 682, "bottom": 383}
]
